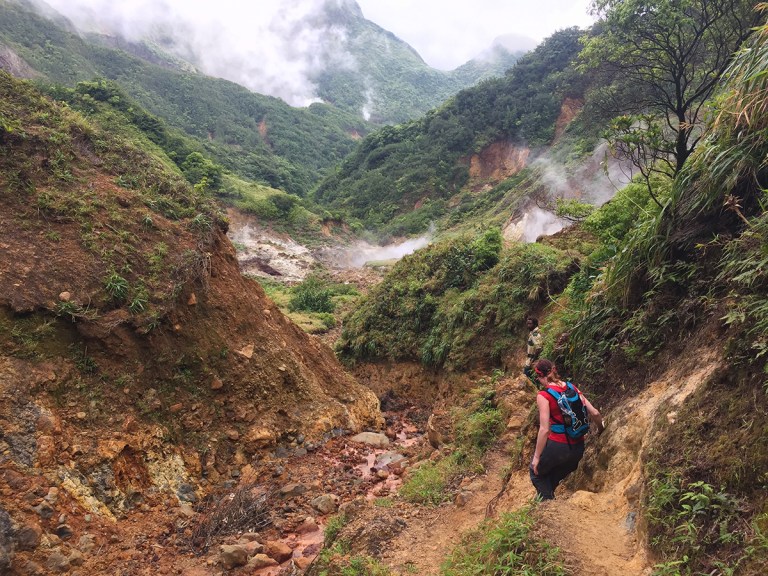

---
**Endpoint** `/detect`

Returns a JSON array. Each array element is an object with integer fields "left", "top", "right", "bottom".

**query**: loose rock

[
  {"left": 219, "top": 544, "right": 248, "bottom": 569},
  {"left": 247, "top": 553, "right": 278, "bottom": 569}
]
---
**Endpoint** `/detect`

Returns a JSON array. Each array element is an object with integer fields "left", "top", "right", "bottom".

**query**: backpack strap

[
  {"left": 544, "top": 387, "right": 567, "bottom": 435},
  {"left": 545, "top": 386, "right": 573, "bottom": 448}
]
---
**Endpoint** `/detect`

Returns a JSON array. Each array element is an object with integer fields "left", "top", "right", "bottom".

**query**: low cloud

[{"left": 41, "top": 0, "right": 358, "bottom": 106}]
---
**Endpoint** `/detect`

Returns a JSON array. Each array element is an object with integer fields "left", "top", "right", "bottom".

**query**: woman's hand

[{"left": 531, "top": 454, "right": 540, "bottom": 475}]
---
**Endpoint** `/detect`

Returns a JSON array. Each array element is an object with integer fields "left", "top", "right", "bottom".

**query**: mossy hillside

[
  {"left": 0, "top": 71, "right": 221, "bottom": 329},
  {"left": 0, "top": 0, "right": 370, "bottom": 196},
  {"left": 336, "top": 228, "right": 577, "bottom": 370},
  {"left": 47, "top": 78, "right": 347, "bottom": 247}
]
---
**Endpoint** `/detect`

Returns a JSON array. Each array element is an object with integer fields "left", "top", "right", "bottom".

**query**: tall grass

[{"left": 441, "top": 504, "right": 568, "bottom": 576}]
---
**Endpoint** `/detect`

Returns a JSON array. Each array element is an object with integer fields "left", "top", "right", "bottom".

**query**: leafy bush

[
  {"left": 288, "top": 276, "right": 336, "bottom": 314},
  {"left": 647, "top": 476, "right": 747, "bottom": 575},
  {"left": 338, "top": 229, "right": 573, "bottom": 370}
]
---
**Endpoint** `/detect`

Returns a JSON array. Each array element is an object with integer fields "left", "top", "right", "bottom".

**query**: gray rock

[
  {"left": 32, "top": 502, "right": 54, "bottom": 519},
  {"left": 278, "top": 483, "right": 307, "bottom": 497},
  {"left": 15, "top": 523, "right": 42, "bottom": 551},
  {"left": 310, "top": 494, "right": 339, "bottom": 515},
  {"left": 338, "top": 497, "right": 367, "bottom": 519},
  {"left": 54, "top": 524, "right": 73, "bottom": 540},
  {"left": 46, "top": 549, "right": 70, "bottom": 572},
  {"left": 78, "top": 534, "right": 96, "bottom": 554},
  {"left": 68, "top": 549, "right": 85, "bottom": 567},
  {"left": 247, "top": 553, "right": 278, "bottom": 569},
  {"left": 177, "top": 483, "right": 198, "bottom": 503},
  {"left": 454, "top": 491, "right": 472, "bottom": 507},
  {"left": 23, "top": 560, "right": 45, "bottom": 575},
  {"left": 0, "top": 508, "right": 11, "bottom": 574},
  {"left": 374, "top": 452, "right": 406, "bottom": 469},
  {"left": 264, "top": 540, "right": 292, "bottom": 563}
]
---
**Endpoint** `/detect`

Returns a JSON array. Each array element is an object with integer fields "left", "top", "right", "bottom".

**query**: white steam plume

[
  {"left": 41, "top": 0, "right": 360, "bottom": 107},
  {"left": 505, "top": 206, "right": 564, "bottom": 243},
  {"left": 531, "top": 143, "right": 632, "bottom": 206},
  {"left": 506, "top": 142, "right": 633, "bottom": 243},
  {"left": 318, "top": 230, "right": 433, "bottom": 269}
]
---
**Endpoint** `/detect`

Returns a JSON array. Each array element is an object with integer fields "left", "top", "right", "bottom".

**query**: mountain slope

[
  {"left": 0, "top": 72, "right": 381, "bottom": 572},
  {"left": 0, "top": 0, "right": 370, "bottom": 196},
  {"left": 314, "top": 28, "right": 589, "bottom": 236},
  {"left": 30, "top": 0, "right": 524, "bottom": 126}
]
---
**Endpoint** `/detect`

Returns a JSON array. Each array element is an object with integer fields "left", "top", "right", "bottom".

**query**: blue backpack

[{"left": 546, "top": 382, "right": 590, "bottom": 439}]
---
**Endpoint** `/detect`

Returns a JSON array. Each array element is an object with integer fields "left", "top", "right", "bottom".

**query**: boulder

[
  {"left": 310, "top": 494, "right": 339, "bottom": 515},
  {"left": 264, "top": 540, "right": 293, "bottom": 563},
  {"left": 15, "top": 523, "right": 42, "bottom": 551},
  {"left": 219, "top": 544, "right": 248, "bottom": 569},
  {"left": 247, "top": 553, "right": 278, "bottom": 569}
]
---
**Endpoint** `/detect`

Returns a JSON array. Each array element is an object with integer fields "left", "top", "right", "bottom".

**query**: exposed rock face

[
  {"left": 554, "top": 97, "right": 583, "bottom": 140},
  {"left": 0, "top": 44, "right": 37, "bottom": 78},
  {"left": 468, "top": 141, "right": 530, "bottom": 183}
]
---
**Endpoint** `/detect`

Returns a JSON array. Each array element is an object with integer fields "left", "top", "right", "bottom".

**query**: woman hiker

[{"left": 530, "top": 358, "right": 604, "bottom": 500}]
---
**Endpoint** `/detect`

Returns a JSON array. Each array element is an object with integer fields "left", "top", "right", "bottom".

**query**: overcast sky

[
  {"left": 41, "top": 0, "right": 595, "bottom": 104},
  {"left": 356, "top": 0, "right": 595, "bottom": 69}
]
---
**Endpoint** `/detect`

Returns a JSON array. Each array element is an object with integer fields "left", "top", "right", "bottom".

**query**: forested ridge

[{"left": 314, "top": 28, "right": 590, "bottom": 235}]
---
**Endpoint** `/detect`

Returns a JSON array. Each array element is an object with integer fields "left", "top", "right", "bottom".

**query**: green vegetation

[
  {"left": 441, "top": 504, "right": 568, "bottom": 575},
  {"left": 0, "top": 69, "right": 222, "bottom": 335},
  {"left": 581, "top": 0, "right": 758, "bottom": 198},
  {"left": 314, "top": 541, "right": 392, "bottom": 576},
  {"left": 318, "top": 513, "right": 391, "bottom": 576},
  {"left": 309, "top": 1, "right": 524, "bottom": 125},
  {"left": 400, "top": 377, "right": 504, "bottom": 505},
  {"left": 289, "top": 276, "right": 337, "bottom": 314},
  {"left": 337, "top": 228, "right": 575, "bottom": 370},
  {"left": 324, "top": 513, "right": 349, "bottom": 546},
  {"left": 255, "top": 275, "right": 358, "bottom": 335},
  {"left": 399, "top": 454, "right": 463, "bottom": 506},
  {"left": 537, "top": 17, "right": 768, "bottom": 574},
  {"left": 314, "top": 28, "right": 587, "bottom": 234},
  {"left": 0, "top": 1, "right": 370, "bottom": 197}
]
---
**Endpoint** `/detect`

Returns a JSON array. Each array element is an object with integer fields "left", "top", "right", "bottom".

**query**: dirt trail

[
  {"left": 537, "top": 488, "right": 648, "bottom": 575},
  {"left": 377, "top": 348, "right": 722, "bottom": 575},
  {"left": 380, "top": 441, "right": 532, "bottom": 574},
  {"left": 380, "top": 439, "right": 643, "bottom": 575}
]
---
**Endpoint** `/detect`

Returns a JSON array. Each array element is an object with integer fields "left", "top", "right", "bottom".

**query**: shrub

[{"left": 288, "top": 276, "right": 335, "bottom": 313}]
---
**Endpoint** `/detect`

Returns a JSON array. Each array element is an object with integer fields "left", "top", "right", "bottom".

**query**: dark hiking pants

[{"left": 529, "top": 439, "right": 584, "bottom": 500}]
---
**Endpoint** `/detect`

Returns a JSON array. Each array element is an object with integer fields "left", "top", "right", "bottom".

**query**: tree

[{"left": 581, "top": 0, "right": 759, "bottom": 204}]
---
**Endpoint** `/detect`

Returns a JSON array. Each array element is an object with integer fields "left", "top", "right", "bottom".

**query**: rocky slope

[{"left": 0, "top": 72, "right": 381, "bottom": 574}]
